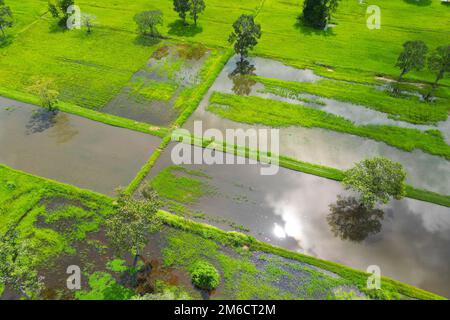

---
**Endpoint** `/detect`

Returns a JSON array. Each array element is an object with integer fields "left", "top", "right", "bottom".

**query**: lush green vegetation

[
  {"left": 189, "top": 260, "right": 220, "bottom": 290},
  {"left": 207, "top": 92, "right": 450, "bottom": 160},
  {"left": 256, "top": 76, "right": 450, "bottom": 125},
  {"left": 2, "top": 165, "right": 444, "bottom": 300}
]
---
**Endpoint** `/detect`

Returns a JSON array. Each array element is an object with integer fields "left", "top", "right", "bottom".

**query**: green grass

[
  {"left": 174, "top": 132, "right": 450, "bottom": 207},
  {"left": 0, "top": 164, "right": 445, "bottom": 300},
  {"left": 158, "top": 210, "right": 445, "bottom": 300},
  {"left": 256, "top": 76, "right": 450, "bottom": 125},
  {"left": 3, "top": 0, "right": 448, "bottom": 112},
  {"left": 207, "top": 92, "right": 450, "bottom": 160},
  {"left": 130, "top": 78, "right": 178, "bottom": 102}
]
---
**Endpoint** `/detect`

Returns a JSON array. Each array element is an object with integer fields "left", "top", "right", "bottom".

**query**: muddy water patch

[
  {"left": 0, "top": 97, "right": 161, "bottom": 195},
  {"left": 103, "top": 43, "right": 210, "bottom": 126}
]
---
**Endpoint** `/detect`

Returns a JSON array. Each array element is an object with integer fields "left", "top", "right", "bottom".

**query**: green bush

[{"left": 190, "top": 261, "right": 220, "bottom": 290}]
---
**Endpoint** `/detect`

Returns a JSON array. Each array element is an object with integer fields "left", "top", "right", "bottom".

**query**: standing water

[{"left": 0, "top": 97, "right": 161, "bottom": 195}]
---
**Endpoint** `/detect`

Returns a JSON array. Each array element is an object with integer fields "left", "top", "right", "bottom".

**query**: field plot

[
  {"left": 103, "top": 42, "right": 221, "bottom": 126},
  {"left": 0, "top": 97, "right": 161, "bottom": 195},
  {"left": 184, "top": 55, "right": 450, "bottom": 195},
  {"left": 3, "top": 165, "right": 436, "bottom": 300},
  {"left": 140, "top": 143, "right": 450, "bottom": 298}
]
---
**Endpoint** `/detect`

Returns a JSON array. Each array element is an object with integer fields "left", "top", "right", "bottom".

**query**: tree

[
  {"left": 189, "top": 0, "right": 205, "bottom": 26},
  {"left": 27, "top": 78, "right": 59, "bottom": 112},
  {"left": 0, "top": 0, "right": 13, "bottom": 38},
  {"left": 48, "top": 0, "right": 75, "bottom": 28},
  {"left": 301, "top": 0, "right": 327, "bottom": 29},
  {"left": 81, "top": 13, "right": 96, "bottom": 34},
  {"left": 228, "top": 14, "right": 262, "bottom": 62},
  {"left": 173, "top": 0, "right": 190, "bottom": 25},
  {"left": 134, "top": 10, "right": 163, "bottom": 38},
  {"left": 395, "top": 40, "right": 428, "bottom": 81},
  {"left": 326, "top": 0, "right": 341, "bottom": 23},
  {"left": 343, "top": 157, "right": 407, "bottom": 209},
  {"left": 0, "top": 230, "right": 43, "bottom": 299},
  {"left": 425, "top": 45, "right": 450, "bottom": 100},
  {"left": 105, "top": 190, "right": 162, "bottom": 268},
  {"left": 327, "top": 196, "right": 384, "bottom": 242}
]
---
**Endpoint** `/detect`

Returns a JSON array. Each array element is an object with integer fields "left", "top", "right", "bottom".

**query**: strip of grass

[
  {"left": 0, "top": 87, "right": 168, "bottom": 138},
  {"left": 158, "top": 210, "right": 445, "bottom": 300},
  {"left": 256, "top": 76, "right": 449, "bottom": 125},
  {"left": 207, "top": 92, "right": 450, "bottom": 160},
  {"left": 173, "top": 132, "right": 450, "bottom": 207}
]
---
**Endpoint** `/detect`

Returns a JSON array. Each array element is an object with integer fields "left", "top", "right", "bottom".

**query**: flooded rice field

[
  {"left": 184, "top": 56, "right": 450, "bottom": 195},
  {"left": 144, "top": 143, "right": 450, "bottom": 298},
  {"left": 0, "top": 97, "right": 160, "bottom": 195},
  {"left": 103, "top": 43, "right": 210, "bottom": 126}
]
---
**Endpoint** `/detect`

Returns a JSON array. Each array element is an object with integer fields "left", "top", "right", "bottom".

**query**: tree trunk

[
  {"left": 398, "top": 68, "right": 407, "bottom": 82},
  {"left": 425, "top": 70, "right": 444, "bottom": 102}
]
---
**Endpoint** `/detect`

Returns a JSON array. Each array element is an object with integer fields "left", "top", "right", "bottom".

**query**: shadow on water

[
  {"left": 167, "top": 20, "right": 203, "bottom": 37},
  {"left": 228, "top": 59, "right": 257, "bottom": 96},
  {"left": 327, "top": 196, "right": 384, "bottom": 243},
  {"left": 403, "top": 0, "right": 432, "bottom": 6},
  {"left": 26, "top": 109, "right": 58, "bottom": 134}
]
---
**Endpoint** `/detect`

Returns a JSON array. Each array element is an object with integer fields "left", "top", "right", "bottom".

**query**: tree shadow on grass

[
  {"left": 134, "top": 35, "right": 162, "bottom": 47},
  {"left": 167, "top": 20, "right": 203, "bottom": 37},
  {"left": 0, "top": 35, "right": 13, "bottom": 48},
  {"left": 294, "top": 19, "right": 336, "bottom": 37},
  {"left": 403, "top": 0, "right": 432, "bottom": 6}
]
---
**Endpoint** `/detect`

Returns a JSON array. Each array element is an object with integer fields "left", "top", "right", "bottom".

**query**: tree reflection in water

[
  {"left": 327, "top": 196, "right": 385, "bottom": 242},
  {"left": 229, "top": 59, "right": 257, "bottom": 96}
]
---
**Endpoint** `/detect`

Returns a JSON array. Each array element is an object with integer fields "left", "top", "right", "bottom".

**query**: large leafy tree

[
  {"left": 0, "top": 230, "right": 43, "bottom": 299},
  {"left": 173, "top": 0, "right": 190, "bottom": 25},
  {"left": 395, "top": 40, "right": 428, "bottom": 81},
  {"left": 48, "top": 0, "right": 75, "bottom": 28},
  {"left": 325, "top": 0, "right": 340, "bottom": 26},
  {"left": 228, "top": 14, "right": 262, "bottom": 63},
  {"left": 0, "top": 0, "right": 13, "bottom": 38},
  {"left": 105, "top": 190, "right": 162, "bottom": 267},
  {"left": 27, "top": 78, "right": 60, "bottom": 112},
  {"left": 425, "top": 45, "right": 450, "bottom": 100},
  {"left": 343, "top": 157, "right": 407, "bottom": 209},
  {"left": 134, "top": 10, "right": 163, "bottom": 38},
  {"left": 327, "top": 196, "right": 384, "bottom": 242},
  {"left": 301, "top": 0, "right": 328, "bottom": 29},
  {"left": 189, "top": 0, "right": 205, "bottom": 26}
]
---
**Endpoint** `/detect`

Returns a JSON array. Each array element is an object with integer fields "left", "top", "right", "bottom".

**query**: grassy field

[
  {"left": 0, "top": 164, "right": 444, "bottom": 300},
  {"left": 207, "top": 92, "right": 450, "bottom": 160},
  {"left": 257, "top": 76, "right": 450, "bottom": 125},
  {"left": 1, "top": 0, "right": 449, "bottom": 112}
]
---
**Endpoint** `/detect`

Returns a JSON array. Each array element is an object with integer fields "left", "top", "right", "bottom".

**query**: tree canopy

[
  {"left": 395, "top": 40, "right": 428, "bottom": 81},
  {"left": 343, "top": 157, "right": 407, "bottom": 209},
  {"left": 134, "top": 10, "right": 164, "bottom": 38},
  {"left": 426, "top": 45, "right": 450, "bottom": 98},
  {"left": 228, "top": 14, "right": 262, "bottom": 62},
  {"left": 105, "top": 190, "right": 162, "bottom": 267},
  {"left": 189, "top": 0, "right": 205, "bottom": 26},
  {"left": 0, "top": 0, "right": 13, "bottom": 38}
]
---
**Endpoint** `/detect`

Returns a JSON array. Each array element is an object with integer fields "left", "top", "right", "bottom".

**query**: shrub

[{"left": 190, "top": 261, "right": 220, "bottom": 290}]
